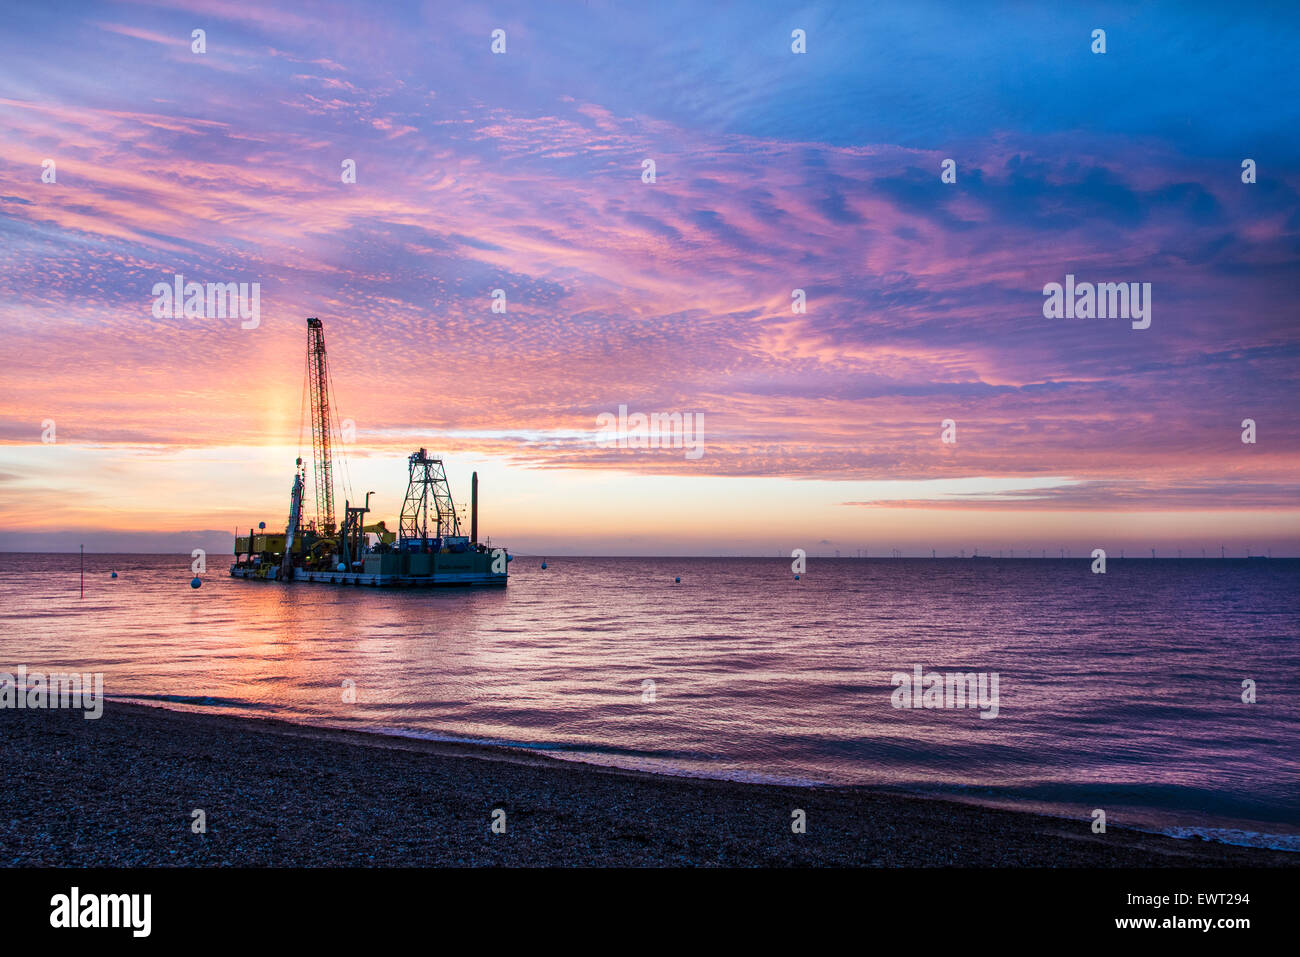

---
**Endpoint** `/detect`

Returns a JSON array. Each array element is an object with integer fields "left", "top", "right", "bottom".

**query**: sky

[{"left": 1, "top": 0, "right": 1298, "bottom": 556}]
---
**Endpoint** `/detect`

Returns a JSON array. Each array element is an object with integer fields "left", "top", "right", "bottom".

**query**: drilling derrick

[
  {"left": 305, "top": 317, "right": 335, "bottom": 536},
  {"left": 400, "top": 448, "right": 460, "bottom": 546}
]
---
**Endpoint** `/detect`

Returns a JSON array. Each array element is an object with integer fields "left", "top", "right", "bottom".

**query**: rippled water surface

[{"left": 3, "top": 552, "right": 1297, "bottom": 848}]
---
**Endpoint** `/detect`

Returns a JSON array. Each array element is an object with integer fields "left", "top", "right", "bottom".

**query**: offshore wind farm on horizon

[{"left": 1, "top": 0, "right": 1299, "bottom": 941}]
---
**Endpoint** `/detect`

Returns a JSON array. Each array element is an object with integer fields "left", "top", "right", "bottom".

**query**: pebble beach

[{"left": 2, "top": 701, "right": 1294, "bottom": 867}]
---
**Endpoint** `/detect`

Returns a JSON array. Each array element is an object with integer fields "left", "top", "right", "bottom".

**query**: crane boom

[{"left": 305, "top": 317, "right": 335, "bottom": 535}]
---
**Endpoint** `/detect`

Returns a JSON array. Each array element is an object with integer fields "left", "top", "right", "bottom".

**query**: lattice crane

[{"left": 305, "top": 317, "right": 335, "bottom": 535}]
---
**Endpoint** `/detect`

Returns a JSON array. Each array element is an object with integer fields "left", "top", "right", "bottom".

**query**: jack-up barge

[{"left": 230, "top": 318, "right": 509, "bottom": 588}]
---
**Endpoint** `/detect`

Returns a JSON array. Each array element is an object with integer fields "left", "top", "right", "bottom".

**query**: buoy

[
  {"left": 675, "top": 576, "right": 681, "bottom": 583},
  {"left": 336, "top": 562, "right": 346, "bottom": 572},
  {"left": 794, "top": 574, "right": 800, "bottom": 580},
  {"left": 541, "top": 562, "right": 547, "bottom": 569},
  {"left": 190, "top": 577, "right": 202, "bottom": 589},
  {"left": 110, "top": 571, "right": 117, "bottom": 579}
]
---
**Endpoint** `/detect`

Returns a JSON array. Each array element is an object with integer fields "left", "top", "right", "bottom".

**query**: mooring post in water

[{"left": 80, "top": 543, "right": 84, "bottom": 598}]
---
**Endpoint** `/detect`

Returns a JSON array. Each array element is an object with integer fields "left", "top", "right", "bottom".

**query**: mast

[{"left": 471, "top": 471, "right": 478, "bottom": 544}]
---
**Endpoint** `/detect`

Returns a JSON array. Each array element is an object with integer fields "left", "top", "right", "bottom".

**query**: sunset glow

[{"left": 2, "top": 1, "right": 1297, "bottom": 554}]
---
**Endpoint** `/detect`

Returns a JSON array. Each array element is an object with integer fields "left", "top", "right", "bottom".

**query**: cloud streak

[{"left": 1, "top": 0, "right": 1298, "bottom": 549}]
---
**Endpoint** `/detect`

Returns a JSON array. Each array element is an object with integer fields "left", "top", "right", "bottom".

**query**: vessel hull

[{"left": 229, "top": 564, "right": 506, "bottom": 587}]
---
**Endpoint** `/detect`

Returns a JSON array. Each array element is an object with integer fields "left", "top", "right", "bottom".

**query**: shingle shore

[{"left": 2, "top": 702, "right": 1293, "bottom": 867}]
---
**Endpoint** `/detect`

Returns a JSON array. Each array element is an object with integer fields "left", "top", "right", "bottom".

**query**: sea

[{"left": 2, "top": 552, "right": 1297, "bottom": 851}]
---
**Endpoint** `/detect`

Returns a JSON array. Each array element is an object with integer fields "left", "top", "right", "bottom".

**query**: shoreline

[
  {"left": 2, "top": 701, "right": 1295, "bottom": 867},
  {"left": 111, "top": 698, "right": 1300, "bottom": 852}
]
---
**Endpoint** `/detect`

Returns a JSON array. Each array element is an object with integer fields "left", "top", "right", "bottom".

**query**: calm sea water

[{"left": 3, "top": 552, "right": 1297, "bottom": 850}]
